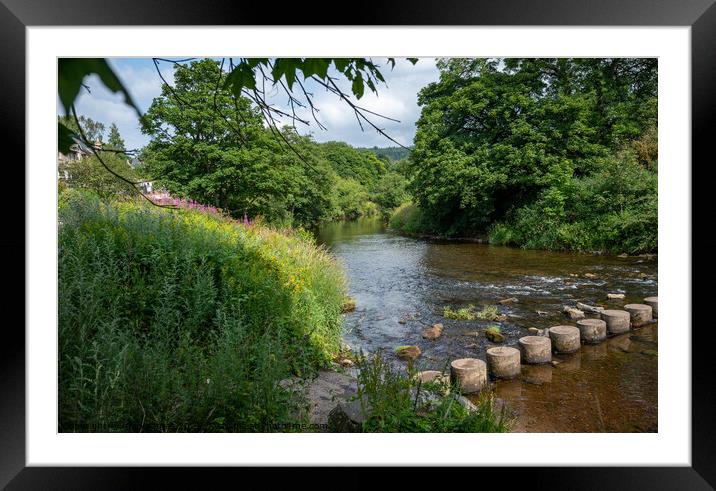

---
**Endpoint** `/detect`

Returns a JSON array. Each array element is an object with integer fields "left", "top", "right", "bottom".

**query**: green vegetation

[
  {"left": 443, "top": 304, "right": 479, "bottom": 321},
  {"left": 388, "top": 203, "right": 430, "bottom": 233},
  {"left": 395, "top": 58, "right": 657, "bottom": 254},
  {"left": 442, "top": 304, "right": 505, "bottom": 321},
  {"left": 58, "top": 190, "right": 347, "bottom": 432},
  {"left": 358, "top": 145, "right": 412, "bottom": 162},
  {"left": 355, "top": 353, "right": 510, "bottom": 432},
  {"left": 137, "top": 60, "right": 409, "bottom": 227},
  {"left": 485, "top": 325, "right": 502, "bottom": 335}
]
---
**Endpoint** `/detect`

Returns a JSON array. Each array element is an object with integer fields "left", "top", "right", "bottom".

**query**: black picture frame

[{"left": 2, "top": 0, "right": 713, "bottom": 488}]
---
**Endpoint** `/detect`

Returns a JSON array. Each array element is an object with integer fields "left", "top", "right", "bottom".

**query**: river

[{"left": 316, "top": 217, "right": 658, "bottom": 432}]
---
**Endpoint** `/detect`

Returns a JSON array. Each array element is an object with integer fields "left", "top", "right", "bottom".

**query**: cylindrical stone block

[
  {"left": 518, "top": 336, "right": 552, "bottom": 364},
  {"left": 624, "top": 303, "right": 653, "bottom": 327},
  {"left": 601, "top": 309, "right": 631, "bottom": 334},
  {"left": 576, "top": 318, "right": 607, "bottom": 344},
  {"left": 548, "top": 325, "right": 581, "bottom": 353},
  {"left": 486, "top": 346, "right": 521, "bottom": 379},
  {"left": 450, "top": 358, "right": 487, "bottom": 394},
  {"left": 643, "top": 297, "right": 658, "bottom": 318}
]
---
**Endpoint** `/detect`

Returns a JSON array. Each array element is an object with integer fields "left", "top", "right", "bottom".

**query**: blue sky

[{"left": 65, "top": 58, "right": 441, "bottom": 151}]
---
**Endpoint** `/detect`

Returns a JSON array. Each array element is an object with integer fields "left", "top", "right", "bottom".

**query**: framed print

[{"left": 3, "top": 0, "right": 714, "bottom": 487}]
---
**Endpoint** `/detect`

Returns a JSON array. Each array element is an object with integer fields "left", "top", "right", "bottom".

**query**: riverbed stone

[
  {"left": 450, "top": 358, "right": 487, "bottom": 394},
  {"left": 607, "top": 293, "right": 625, "bottom": 300},
  {"left": 643, "top": 296, "right": 658, "bottom": 318},
  {"left": 624, "top": 303, "right": 653, "bottom": 327},
  {"left": 422, "top": 323, "right": 443, "bottom": 340},
  {"left": 518, "top": 336, "right": 552, "bottom": 364},
  {"left": 498, "top": 297, "right": 519, "bottom": 304},
  {"left": 486, "top": 346, "right": 521, "bottom": 379},
  {"left": 415, "top": 370, "right": 448, "bottom": 385},
  {"left": 601, "top": 309, "right": 631, "bottom": 334},
  {"left": 576, "top": 318, "right": 607, "bottom": 344},
  {"left": 528, "top": 327, "right": 540, "bottom": 334},
  {"left": 395, "top": 345, "right": 421, "bottom": 361},
  {"left": 576, "top": 302, "right": 604, "bottom": 314},
  {"left": 548, "top": 325, "right": 581, "bottom": 353},
  {"left": 563, "top": 306, "right": 586, "bottom": 320},
  {"left": 485, "top": 328, "right": 505, "bottom": 343}
]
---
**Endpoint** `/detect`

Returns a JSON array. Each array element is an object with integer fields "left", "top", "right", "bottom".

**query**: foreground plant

[{"left": 354, "top": 352, "right": 511, "bottom": 433}]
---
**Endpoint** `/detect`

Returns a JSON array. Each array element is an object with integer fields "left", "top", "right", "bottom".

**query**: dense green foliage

[
  {"left": 139, "top": 60, "right": 408, "bottom": 226},
  {"left": 399, "top": 58, "right": 658, "bottom": 253},
  {"left": 355, "top": 353, "right": 510, "bottom": 432},
  {"left": 359, "top": 145, "right": 412, "bottom": 162},
  {"left": 58, "top": 190, "right": 347, "bottom": 431}
]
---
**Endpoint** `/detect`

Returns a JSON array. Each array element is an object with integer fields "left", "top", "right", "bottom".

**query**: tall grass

[{"left": 58, "top": 190, "right": 347, "bottom": 432}]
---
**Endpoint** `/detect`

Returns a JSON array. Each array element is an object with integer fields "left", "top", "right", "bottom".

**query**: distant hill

[{"left": 358, "top": 146, "right": 412, "bottom": 161}]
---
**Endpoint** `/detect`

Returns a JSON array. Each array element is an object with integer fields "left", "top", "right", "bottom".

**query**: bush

[
  {"left": 58, "top": 190, "right": 347, "bottom": 432},
  {"left": 489, "top": 158, "right": 657, "bottom": 254}
]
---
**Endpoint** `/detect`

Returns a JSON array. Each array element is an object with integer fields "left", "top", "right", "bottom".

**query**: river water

[{"left": 316, "top": 218, "right": 658, "bottom": 432}]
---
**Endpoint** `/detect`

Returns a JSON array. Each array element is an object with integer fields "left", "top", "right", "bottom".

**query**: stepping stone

[
  {"left": 577, "top": 318, "right": 607, "bottom": 344},
  {"left": 450, "top": 358, "right": 487, "bottom": 394},
  {"left": 518, "top": 336, "right": 552, "bottom": 364},
  {"left": 548, "top": 325, "right": 581, "bottom": 353},
  {"left": 486, "top": 346, "right": 521, "bottom": 379},
  {"left": 624, "top": 303, "right": 653, "bottom": 327},
  {"left": 643, "top": 296, "right": 658, "bottom": 318},
  {"left": 601, "top": 309, "right": 631, "bottom": 334}
]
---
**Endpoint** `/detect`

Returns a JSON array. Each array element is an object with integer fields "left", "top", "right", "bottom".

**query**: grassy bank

[{"left": 58, "top": 190, "right": 347, "bottom": 432}]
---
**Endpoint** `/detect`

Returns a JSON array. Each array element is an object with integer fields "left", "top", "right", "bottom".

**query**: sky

[{"left": 65, "top": 58, "right": 442, "bottom": 151}]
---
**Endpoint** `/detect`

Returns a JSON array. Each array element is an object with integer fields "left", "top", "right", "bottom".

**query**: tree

[
  {"left": 59, "top": 152, "right": 139, "bottom": 199},
  {"left": 106, "top": 123, "right": 125, "bottom": 150},
  {"left": 58, "top": 115, "right": 105, "bottom": 143},
  {"left": 140, "top": 59, "right": 335, "bottom": 227},
  {"left": 407, "top": 57, "right": 657, "bottom": 236}
]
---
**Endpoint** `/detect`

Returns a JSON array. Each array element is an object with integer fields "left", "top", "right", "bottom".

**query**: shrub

[
  {"left": 355, "top": 352, "right": 510, "bottom": 433},
  {"left": 489, "top": 158, "right": 657, "bottom": 254},
  {"left": 58, "top": 190, "right": 347, "bottom": 432}
]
